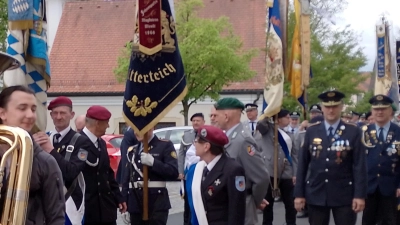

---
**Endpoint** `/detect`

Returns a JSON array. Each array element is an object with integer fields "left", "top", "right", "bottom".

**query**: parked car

[
  {"left": 101, "top": 134, "right": 123, "bottom": 178},
  {"left": 153, "top": 126, "right": 192, "bottom": 153}
]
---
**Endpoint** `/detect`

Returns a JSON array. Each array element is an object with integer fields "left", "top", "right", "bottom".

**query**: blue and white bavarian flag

[
  {"left": 186, "top": 161, "right": 209, "bottom": 225},
  {"left": 5, "top": 0, "right": 50, "bottom": 132},
  {"left": 65, "top": 174, "right": 85, "bottom": 225}
]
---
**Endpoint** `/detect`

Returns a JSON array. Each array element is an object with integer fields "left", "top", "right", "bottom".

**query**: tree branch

[{"left": 188, "top": 80, "right": 217, "bottom": 107}]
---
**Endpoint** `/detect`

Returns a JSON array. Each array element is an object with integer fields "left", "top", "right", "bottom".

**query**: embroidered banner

[
  {"left": 123, "top": 0, "right": 187, "bottom": 135},
  {"left": 138, "top": 0, "right": 162, "bottom": 55}
]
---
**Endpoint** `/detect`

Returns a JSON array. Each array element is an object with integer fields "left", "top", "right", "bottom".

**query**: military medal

[
  {"left": 312, "top": 146, "right": 316, "bottom": 156},
  {"left": 214, "top": 179, "right": 221, "bottom": 186},
  {"left": 207, "top": 186, "right": 214, "bottom": 196},
  {"left": 335, "top": 151, "right": 342, "bottom": 164},
  {"left": 316, "top": 145, "right": 322, "bottom": 158},
  {"left": 392, "top": 164, "right": 396, "bottom": 173}
]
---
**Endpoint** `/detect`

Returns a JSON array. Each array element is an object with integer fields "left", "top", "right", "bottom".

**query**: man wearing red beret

[
  {"left": 80, "top": 105, "right": 126, "bottom": 225},
  {"left": 34, "top": 96, "right": 92, "bottom": 224}
]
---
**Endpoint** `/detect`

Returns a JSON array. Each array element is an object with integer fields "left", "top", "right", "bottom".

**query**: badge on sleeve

[
  {"left": 247, "top": 145, "right": 255, "bottom": 156},
  {"left": 235, "top": 176, "right": 245, "bottom": 192},
  {"left": 171, "top": 151, "right": 177, "bottom": 159},
  {"left": 78, "top": 149, "right": 88, "bottom": 161}
]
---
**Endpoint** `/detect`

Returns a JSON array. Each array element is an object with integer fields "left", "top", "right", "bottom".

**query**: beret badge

[
  {"left": 376, "top": 96, "right": 383, "bottom": 100},
  {"left": 200, "top": 128, "right": 207, "bottom": 137}
]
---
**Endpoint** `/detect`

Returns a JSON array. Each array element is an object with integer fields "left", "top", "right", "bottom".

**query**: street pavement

[{"left": 116, "top": 181, "right": 363, "bottom": 225}]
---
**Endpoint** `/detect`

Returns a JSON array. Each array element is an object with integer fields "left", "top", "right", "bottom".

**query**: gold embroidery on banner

[{"left": 126, "top": 96, "right": 158, "bottom": 117}]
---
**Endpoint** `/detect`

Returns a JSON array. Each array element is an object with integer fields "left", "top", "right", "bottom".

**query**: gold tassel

[{"left": 8, "top": 21, "right": 33, "bottom": 30}]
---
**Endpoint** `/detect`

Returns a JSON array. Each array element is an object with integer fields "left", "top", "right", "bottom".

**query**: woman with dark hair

[
  {"left": 186, "top": 125, "right": 246, "bottom": 225},
  {"left": 0, "top": 85, "right": 65, "bottom": 225}
]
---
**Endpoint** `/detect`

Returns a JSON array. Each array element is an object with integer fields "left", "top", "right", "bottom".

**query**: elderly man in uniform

[
  {"left": 256, "top": 109, "right": 297, "bottom": 225},
  {"left": 122, "top": 127, "right": 178, "bottom": 225},
  {"left": 362, "top": 95, "right": 400, "bottom": 225},
  {"left": 45, "top": 97, "right": 91, "bottom": 224},
  {"left": 243, "top": 103, "right": 258, "bottom": 136},
  {"left": 214, "top": 97, "right": 270, "bottom": 225},
  {"left": 80, "top": 106, "right": 126, "bottom": 225},
  {"left": 210, "top": 106, "right": 218, "bottom": 126},
  {"left": 294, "top": 89, "right": 367, "bottom": 225},
  {"left": 286, "top": 111, "right": 300, "bottom": 134},
  {"left": 75, "top": 115, "right": 86, "bottom": 132},
  {"left": 178, "top": 112, "right": 205, "bottom": 225}
]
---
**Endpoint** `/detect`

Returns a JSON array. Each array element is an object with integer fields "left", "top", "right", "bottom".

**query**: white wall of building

[
  {"left": 45, "top": 93, "right": 264, "bottom": 134},
  {"left": 46, "top": 0, "right": 66, "bottom": 54}
]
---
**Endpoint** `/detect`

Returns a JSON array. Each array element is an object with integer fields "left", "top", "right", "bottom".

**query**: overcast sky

[{"left": 335, "top": 0, "right": 400, "bottom": 72}]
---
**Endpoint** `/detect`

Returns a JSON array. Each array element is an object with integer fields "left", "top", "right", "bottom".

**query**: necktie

[
  {"left": 53, "top": 133, "right": 61, "bottom": 144},
  {"left": 96, "top": 138, "right": 101, "bottom": 150},
  {"left": 327, "top": 127, "right": 334, "bottom": 141},
  {"left": 291, "top": 128, "right": 294, "bottom": 133},
  {"left": 378, "top": 128, "right": 384, "bottom": 142},
  {"left": 251, "top": 122, "right": 255, "bottom": 135},
  {"left": 202, "top": 167, "right": 209, "bottom": 182}
]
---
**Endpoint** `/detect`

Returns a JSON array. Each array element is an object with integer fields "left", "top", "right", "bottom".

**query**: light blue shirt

[
  {"left": 375, "top": 122, "right": 391, "bottom": 140},
  {"left": 324, "top": 119, "right": 340, "bottom": 136}
]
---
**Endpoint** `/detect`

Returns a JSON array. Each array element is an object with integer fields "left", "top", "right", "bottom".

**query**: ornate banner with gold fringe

[
  {"left": 397, "top": 41, "right": 400, "bottom": 97},
  {"left": 123, "top": 0, "right": 187, "bottom": 135}
]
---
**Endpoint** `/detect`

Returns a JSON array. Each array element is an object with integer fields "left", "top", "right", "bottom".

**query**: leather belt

[{"left": 129, "top": 181, "right": 166, "bottom": 189}]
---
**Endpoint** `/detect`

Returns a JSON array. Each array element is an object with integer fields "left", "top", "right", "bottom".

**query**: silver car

[{"left": 153, "top": 126, "right": 192, "bottom": 154}]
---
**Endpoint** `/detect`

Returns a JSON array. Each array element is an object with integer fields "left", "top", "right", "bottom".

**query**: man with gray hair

[
  {"left": 214, "top": 97, "right": 270, "bottom": 225},
  {"left": 75, "top": 114, "right": 86, "bottom": 132}
]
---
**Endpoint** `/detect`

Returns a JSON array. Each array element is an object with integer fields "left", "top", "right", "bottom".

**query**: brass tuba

[{"left": 0, "top": 126, "right": 33, "bottom": 225}]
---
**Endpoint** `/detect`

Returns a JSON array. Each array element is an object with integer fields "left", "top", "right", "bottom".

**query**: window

[
  {"left": 154, "top": 130, "right": 168, "bottom": 139},
  {"left": 109, "top": 137, "right": 123, "bottom": 148},
  {"left": 155, "top": 122, "right": 176, "bottom": 129},
  {"left": 119, "top": 123, "right": 129, "bottom": 134},
  {"left": 169, "top": 129, "right": 189, "bottom": 145}
]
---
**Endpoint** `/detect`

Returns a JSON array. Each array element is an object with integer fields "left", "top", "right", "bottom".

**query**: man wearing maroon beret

[
  {"left": 34, "top": 96, "right": 92, "bottom": 224},
  {"left": 79, "top": 105, "right": 126, "bottom": 225}
]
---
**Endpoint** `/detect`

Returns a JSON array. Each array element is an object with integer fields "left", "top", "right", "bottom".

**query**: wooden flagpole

[
  {"left": 300, "top": 0, "right": 311, "bottom": 119},
  {"left": 273, "top": 114, "right": 280, "bottom": 197},
  {"left": 142, "top": 132, "right": 149, "bottom": 220}
]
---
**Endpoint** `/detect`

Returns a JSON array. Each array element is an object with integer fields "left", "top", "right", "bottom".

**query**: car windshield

[{"left": 109, "top": 137, "right": 123, "bottom": 148}]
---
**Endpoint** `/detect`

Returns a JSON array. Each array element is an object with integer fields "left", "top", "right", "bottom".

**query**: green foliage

[
  {"left": 0, "top": 0, "right": 7, "bottom": 51},
  {"left": 281, "top": 6, "right": 368, "bottom": 113},
  {"left": 176, "top": 0, "right": 258, "bottom": 107},
  {"left": 113, "top": 41, "right": 132, "bottom": 83},
  {"left": 113, "top": 0, "right": 258, "bottom": 124}
]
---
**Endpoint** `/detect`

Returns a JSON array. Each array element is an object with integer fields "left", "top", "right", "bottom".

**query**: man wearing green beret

[{"left": 214, "top": 97, "right": 270, "bottom": 225}]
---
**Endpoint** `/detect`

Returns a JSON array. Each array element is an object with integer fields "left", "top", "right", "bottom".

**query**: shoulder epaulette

[
  {"left": 158, "top": 138, "right": 170, "bottom": 142},
  {"left": 308, "top": 121, "right": 321, "bottom": 127}
]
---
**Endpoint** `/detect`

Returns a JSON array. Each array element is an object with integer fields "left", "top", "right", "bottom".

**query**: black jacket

[{"left": 80, "top": 131, "right": 123, "bottom": 223}]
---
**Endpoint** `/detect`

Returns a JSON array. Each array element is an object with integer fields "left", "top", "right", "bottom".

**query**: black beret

[
  {"left": 318, "top": 89, "right": 345, "bottom": 106},
  {"left": 369, "top": 94, "right": 393, "bottom": 109},
  {"left": 350, "top": 111, "right": 360, "bottom": 116},
  {"left": 190, "top": 113, "right": 204, "bottom": 121},
  {"left": 277, "top": 109, "right": 290, "bottom": 118}
]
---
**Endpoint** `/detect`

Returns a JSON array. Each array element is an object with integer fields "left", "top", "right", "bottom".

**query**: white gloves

[{"left": 140, "top": 152, "right": 154, "bottom": 166}]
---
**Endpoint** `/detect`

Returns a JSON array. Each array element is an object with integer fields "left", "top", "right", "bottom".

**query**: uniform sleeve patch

[
  {"left": 235, "top": 176, "right": 245, "bottom": 192},
  {"left": 78, "top": 149, "right": 88, "bottom": 161},
  {"left": 171, "top": 151, "right": 177, "bottom": 159},
  {"left": 128, "top": 146, "right": 134, "bottom": 152},
  {"left": 247, "top": 145, "right": 255, "bottom": 156}
]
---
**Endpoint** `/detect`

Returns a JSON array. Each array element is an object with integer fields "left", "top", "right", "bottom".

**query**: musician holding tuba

[{"left": 0, "top": 52, "right": 65, "bottom": 225}]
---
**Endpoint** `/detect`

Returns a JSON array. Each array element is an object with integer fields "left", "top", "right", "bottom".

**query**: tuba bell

[{"left": 0, "top": 126, "right": 34, "bottom": 225}]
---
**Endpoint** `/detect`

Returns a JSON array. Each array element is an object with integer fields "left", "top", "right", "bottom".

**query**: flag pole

[
  {"left": 273, "top": 114, "right": 280, "bottom": 197},
  {"left": 300, "top": 0, "right": 311, "bottom": 119},
  {"left": 142, "top": 132, "right": 149, "bottom": 220}
]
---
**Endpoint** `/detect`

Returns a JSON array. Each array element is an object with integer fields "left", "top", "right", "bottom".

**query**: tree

[
  {"left": 281, "top": 1, "right": 368, "bottom": 116},
  {"left": 114, "top": 0, "right": 258, "bottom": 125},
  {"left": 0, "top": 0, "right": 7, "bottom": 52}
]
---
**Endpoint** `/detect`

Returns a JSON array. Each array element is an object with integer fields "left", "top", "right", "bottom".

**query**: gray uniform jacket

[
  {"left": 178, "top": 129, "right": 196, "bottom": 174},
  {"left": 225, "top": 123, "right": 270, "bottom": 206},
  {"left": 28, "top": 142, "right": 66, "bottom": 225},
  {"left": 294, "top": 130, "right": 306, "bottom": 153},
  {"left": 255, "top": 120, "right": 298, "bottom": 179}
]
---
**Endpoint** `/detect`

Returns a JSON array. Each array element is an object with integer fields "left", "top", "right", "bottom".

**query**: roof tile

[{"left": 49, "top": 0, "right": 266, "bottom": 94}]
